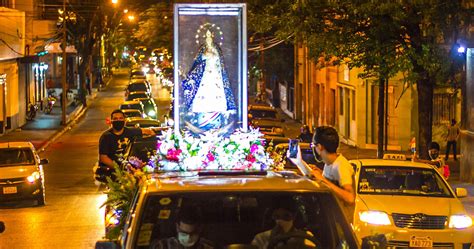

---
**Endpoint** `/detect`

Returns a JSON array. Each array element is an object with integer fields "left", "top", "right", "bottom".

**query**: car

[
  {"left": 122, "top": 136, "right": 159, "bottom": 166},
  {"left": 126, "top": 81, "right": 151, "bottom": 96},
  {"left": 131, "top": 75, "right": 147, "bottom": 81},
  {"left": 351, "top": 157, "right": 474, "bottom": 248},
  {"left": 133, "top": 98, "right": 158, "bottom": 119},
  {"left": 130, "top": 69, "right": 145, "bottom": 78},
  {"left": 119, "top": 100, "right": 146, "bottom": 117},
  {"left": 126, "top": 91, "right": 151, "bottom": 102},
  {"left": 122, "top": 109, "right": 145, "bottom": 119},
  {"left": 95, "top": 170, "right": 363, "bottom": 249},
  {"left": 125, "top": 117, "right": 161, "bottom": 128},
  {"left": 248, "top": 105, "right": 286, "bottom": 135},
  {"left": 0, "top": 142, "right": 48, "bottom": 205}
]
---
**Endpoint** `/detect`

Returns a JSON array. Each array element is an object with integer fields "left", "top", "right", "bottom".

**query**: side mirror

[
  {"left": 0, "top": 221, "right": 5, "bottom": 233},
  {"left": 95, "top": 240, "right": 120, "bottom": 249},
  {"left": 361, "top": 234, "right": 387, "bottom": 249},
  {"left": 456, "top": 187, "right": 468, "bottom": 198},
  {"left": 40, "top": 159, "right": 49, "bottom": 165}
]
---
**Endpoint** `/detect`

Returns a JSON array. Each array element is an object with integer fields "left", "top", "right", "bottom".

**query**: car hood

[
  {"left": 0, "top": 165, "right": 37, "bottom": 179},
  {"left": 358, "top": 194, "right": 466, "bottom": 215},
  {"left": 251, "top": 119, "right": 283, "bottom": 127}
]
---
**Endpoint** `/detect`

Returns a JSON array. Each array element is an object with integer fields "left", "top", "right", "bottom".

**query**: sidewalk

[{"left": 0, "top": 89, "right": 100, "bottom": 153}]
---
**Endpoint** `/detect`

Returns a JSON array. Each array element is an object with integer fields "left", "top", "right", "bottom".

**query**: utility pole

[{"left": 61, "top": 0, "right": 67, "bottom": 125}]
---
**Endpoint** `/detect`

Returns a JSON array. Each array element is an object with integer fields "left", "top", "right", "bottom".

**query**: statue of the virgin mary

[{"left": 181, "top": 28, "right": 237, "bottom": 136}]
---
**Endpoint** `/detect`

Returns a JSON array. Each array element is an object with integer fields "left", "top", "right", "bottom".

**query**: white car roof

[
  {"left": 0, "top": 141, "right": 34, "bottom": 149},
  {"left": 351, "top": 159, "right": 434, "bottom": 169}
]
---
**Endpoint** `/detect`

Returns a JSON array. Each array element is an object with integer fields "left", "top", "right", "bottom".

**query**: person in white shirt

[{"left": 289, "top": 126, "right": 355, "bottom": 221}]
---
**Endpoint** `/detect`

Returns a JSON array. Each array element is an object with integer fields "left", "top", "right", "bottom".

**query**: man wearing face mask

[
  {"left": 289, "top": 126, "right": 355, "bottom": 222},
  {"left": 98, "top": 109, "right": 161, "bottom": 173},
  {"left": 413, "top": 142, "right": 448, "bottom": 179},
  {"left": 252, "top": 202, "right": 315, "bottom": 249},
  {"left": 150, "top": 208, "right": 214, "bottom": 249}
]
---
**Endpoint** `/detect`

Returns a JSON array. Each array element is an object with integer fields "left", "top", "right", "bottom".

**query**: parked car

[
  {"left": 122, "top": 109, "right": 145, "bottom": 119},
  {"left": 248, "top": 105, "right": 286, "bottom": 135},
  {"left": 351, "top": 157, "right": 473, "bottom": 247},
  {"left": 133, "top": 98, "right": 158, "bottom": 119},
  {"left": 130, "top": 69, "right": 145, "bottom": 78},
  {"left": 126, "top": 91, "right": 151, "bottom": 102},
  {"left": 125, "top": 117, "right": 161, "bottom": 128},
  {"left": 119, "top": 100, "right": 146, "bottom": 117},
  {"left": 0, "top": 142, "right": 48, "bottom": 205},
  {"left": 125, "top": 81, "right": 151, "bottom": 96},
  {"left": 96, "top": 170, "right": 362, "bottom": 249}
]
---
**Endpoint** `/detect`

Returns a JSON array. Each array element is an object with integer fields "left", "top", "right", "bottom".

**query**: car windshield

[
  {"left": 121, "top": 103, "right": 142, "bottom": 111},
  {"left": 128, "top": 84, "right": 148, "bottom": 92},
  {"left": 358, "top": 166, "right": 453, "bottom": 197},
  {"left": 0, "top": 148, "right": 35, "bottom": 166},
  {"left": 131, "top": 71, "right": 145, "bottom": 76},
  {"left": 128, "top": 93, "right": 149, "bottom": 101},
  {"left": 124, "top": 111, "right": 142, "bottom": 118},
  {"left": 249, "top": 109, "right": 277, "bottom": 119},
  {"left": 133, "top": 192, "right": 353, "bottom": 249}
]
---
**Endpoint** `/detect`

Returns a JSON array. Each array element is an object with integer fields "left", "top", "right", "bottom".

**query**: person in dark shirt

[
  {"left": 297, "top": 125, "right": 313, "bottom": 143},
  {"left": 98, "top": 109, "right": 162, "bottom": 168}
]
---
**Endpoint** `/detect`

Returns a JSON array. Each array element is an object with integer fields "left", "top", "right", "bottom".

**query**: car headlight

[
  {"left": 148, "top": 110, "right": 156, "bottom": 117},
  {"left": 27, "top": 171, "right": 41, "bottom": 183},
  {"left": 449, "top": 215, "right": 473, "bottom": 229},
  {"left": 359, "top": 211, "right": 391, "bottom": 225}
]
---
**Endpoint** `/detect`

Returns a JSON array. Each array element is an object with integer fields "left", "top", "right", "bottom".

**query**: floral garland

[{"left": 148, "top": 128, "right": 274, "bottom": 171}]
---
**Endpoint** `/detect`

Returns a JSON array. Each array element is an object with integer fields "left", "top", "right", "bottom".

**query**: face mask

[
  {"left": 429, "top": 152, "right": 439, "bottom": 160},
  {"left": 178, "top": 232, "right": 198, "bottom": 247},
  {"left": 311, "top": 144, "right": 323, "bottom": 163},
  {"left": 112, "top": 120, "right": 125, "bottom": 131}
]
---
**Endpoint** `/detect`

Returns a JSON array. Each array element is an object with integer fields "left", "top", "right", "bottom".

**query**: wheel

[{"left": 36, "top": 188, "right": 45, "bottom": 206}]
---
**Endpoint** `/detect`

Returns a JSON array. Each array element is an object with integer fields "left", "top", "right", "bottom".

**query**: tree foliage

[
  {"left": 133, "top": 3, "right": 173, "bottom": 51},
  {"left": 248, "top": 0, "right": 472, "bottom": 158}
]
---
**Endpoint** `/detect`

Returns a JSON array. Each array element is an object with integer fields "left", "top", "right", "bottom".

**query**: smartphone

[{"left": 288, "top": 139, "right": 299, "bottom": 158}]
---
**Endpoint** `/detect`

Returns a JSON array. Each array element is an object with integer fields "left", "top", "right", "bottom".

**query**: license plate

[
  {"left": 3, "top": 186, "right": 17, "bottom": 194},
  {"left": 409, "top": 236, "right": 433, "bottom": 248}
]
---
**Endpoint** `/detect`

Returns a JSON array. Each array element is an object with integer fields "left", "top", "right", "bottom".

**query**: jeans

[{"left": 445, "top": 141, "right": 457, "bottom": 160}]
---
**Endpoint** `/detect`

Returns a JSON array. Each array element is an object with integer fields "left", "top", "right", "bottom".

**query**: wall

[
  {"left": 0, "top": 60, "right": 20, "bottom": 131},
  {"left": 0, "top": 7, "right": 25, "bottom": 59}
]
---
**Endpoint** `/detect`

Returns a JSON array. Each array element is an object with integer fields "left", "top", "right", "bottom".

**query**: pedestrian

[
  {"left": 85, "top": 72, "right": 92, "bottom": 95},
  {"left": 413, "top": 141, "right": 449, "bottom": 179},
  {"left": 289, "top": 126, "right": 355, "bottom": 222},
  {"left": 297, "top": 125, "right": 313, "bottom": 143},
  {"left": 445, "top": 119, "right": 460, "bottom": 161}
]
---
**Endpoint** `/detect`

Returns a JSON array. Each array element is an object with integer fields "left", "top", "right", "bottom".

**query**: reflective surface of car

[
  {"left": 120, "top": 101, "right": 146, "bottom": 116},
  {"left": 133, "top": 98, "right": 158, "bottom": 119},
  {"left": 351, "top": 159, "right": 473, "bottom": 248},
  {"left": 126, "top": 91, "right": 151, "bottom": 101},
  {"left": 122, "top": 109, "right": 145, "bottom": 118},
  {"left": 96, "top": 171, "right": 360, "bottom": 249},
  {"left": 0, "top": 142, "right": 48, "bottom": 205},
  {"left": 126, "top": 82, "right": 151, "bottom": 95},
  {"left": 125, "top": 117, "right": 161, "bottom": 128},
  {"left": 130, "top": 69, "right": 145, "bottom": 78},
  {"left": 248, "top": 105, "right": 285, "bottom": 136}
]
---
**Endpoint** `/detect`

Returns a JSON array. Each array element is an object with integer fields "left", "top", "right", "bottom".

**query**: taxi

[
  {"left": 351, "top": 156, "right": 473, "bottom": 248},
  {"left": 96, "top": 170, "right": 362, "bottom": 249}
]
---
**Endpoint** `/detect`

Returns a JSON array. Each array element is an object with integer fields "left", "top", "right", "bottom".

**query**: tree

[
  {"left": 248, "top": 0, "right": 472, "bottom": 159},
  {"left": 133, "top": 3, "right": 173, "bottom": 52}
]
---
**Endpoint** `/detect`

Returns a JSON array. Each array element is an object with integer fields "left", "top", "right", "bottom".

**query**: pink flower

[
  {"left": 207, "top": 152, "right": 215, "bottom": 162},
  {"left": 250, "top": 144, "right": 259, "bottom": 153},
  {"left": 246, "top": 154, "right": 256, "bottom": 163},
  {"left": 166, "top": 148, "right": 182, "bottom": 162},
  {"left": 157, "top": 142, "right": 162, "bottom": 150}
]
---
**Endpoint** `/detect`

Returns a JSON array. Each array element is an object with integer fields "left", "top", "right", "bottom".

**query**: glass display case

[{"left": 173, "top": 3, "right": 247, "bottom": 137}]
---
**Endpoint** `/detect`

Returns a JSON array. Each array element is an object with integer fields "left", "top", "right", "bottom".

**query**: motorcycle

[
  {"left": 44, "top": 95, "right": 56, "bottom": 114},
  {"left": 26, "top": 103, "right": 38, "bottom": 121}
]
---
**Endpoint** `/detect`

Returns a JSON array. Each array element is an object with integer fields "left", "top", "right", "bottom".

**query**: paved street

[{"left": 0, "top": 70, "right": 172, "bottom": 248}]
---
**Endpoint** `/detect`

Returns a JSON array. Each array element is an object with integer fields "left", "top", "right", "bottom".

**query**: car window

[
  {"left": 249, "top": 110, "right": 277, "bottom": 119},
  {"left": 128, "top": 84, "right": 148, "bottom": 92},
  {"left": 128, "top": 93, "right": 149, "bottom": 101},
  {"left": 125, "top": 111, "right": 142, "bottom": 118},
  {"left": 0, "top": 148, "right": 35, "bottom": 166},
  {"left": 133, "top": 192, "right": 353, "bottom": 249},
  {"left": 358, "top": 166, "right": 453, "bottom": 197},
  {"left": 121, "top": 104, "right": 143, "bottom": 111}
]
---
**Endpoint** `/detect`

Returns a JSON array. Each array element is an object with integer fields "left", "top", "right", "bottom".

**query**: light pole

[{"left": 61, "top": 0, "right": 67, "bottom": 125}]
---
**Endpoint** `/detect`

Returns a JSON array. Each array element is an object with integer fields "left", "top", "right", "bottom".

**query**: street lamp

[
  {"left": 127, "top": 14, "right": 135, "bottom": 22},
  {"left": 111, "top": 0, "right": 118, "bottom": 4},
  {"left": 123, "top": 9, "right": 128, "bottom": 14}
]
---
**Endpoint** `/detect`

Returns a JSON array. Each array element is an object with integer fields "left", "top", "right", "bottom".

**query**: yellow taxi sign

[{"left": 383, "top": 153, "right": 407, "bottom": 161}]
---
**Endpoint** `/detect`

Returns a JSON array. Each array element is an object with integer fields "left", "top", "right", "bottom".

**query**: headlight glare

[
  {"left": 148, "top": 110, "right": 156, "bottom": 117},
  {"left": 449, "top": 215, "right": 473, "bottom": 229},
  {"left": 27, "top": 171, "right": 40, "bottom": 183},
  {"left": 359, "top": 211, "right": 391, "bottom": 225}
]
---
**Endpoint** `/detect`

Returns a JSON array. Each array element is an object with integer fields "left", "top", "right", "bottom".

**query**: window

[
  {"left": 351, "top": 90, "right": 356, "bottom": 121},
  {"left": 339, "top": 87, "right": 344, "bottom": 115},
  {"left": 0, "top": 0, "right": 11, "bottom": 7},
  {"left": 433, "top": 93, "right": 456, "bottom": 125}
]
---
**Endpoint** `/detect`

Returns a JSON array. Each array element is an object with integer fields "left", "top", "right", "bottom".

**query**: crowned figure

[{"left": 182, "top": 28, "right": 237, "bottom": 136}]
